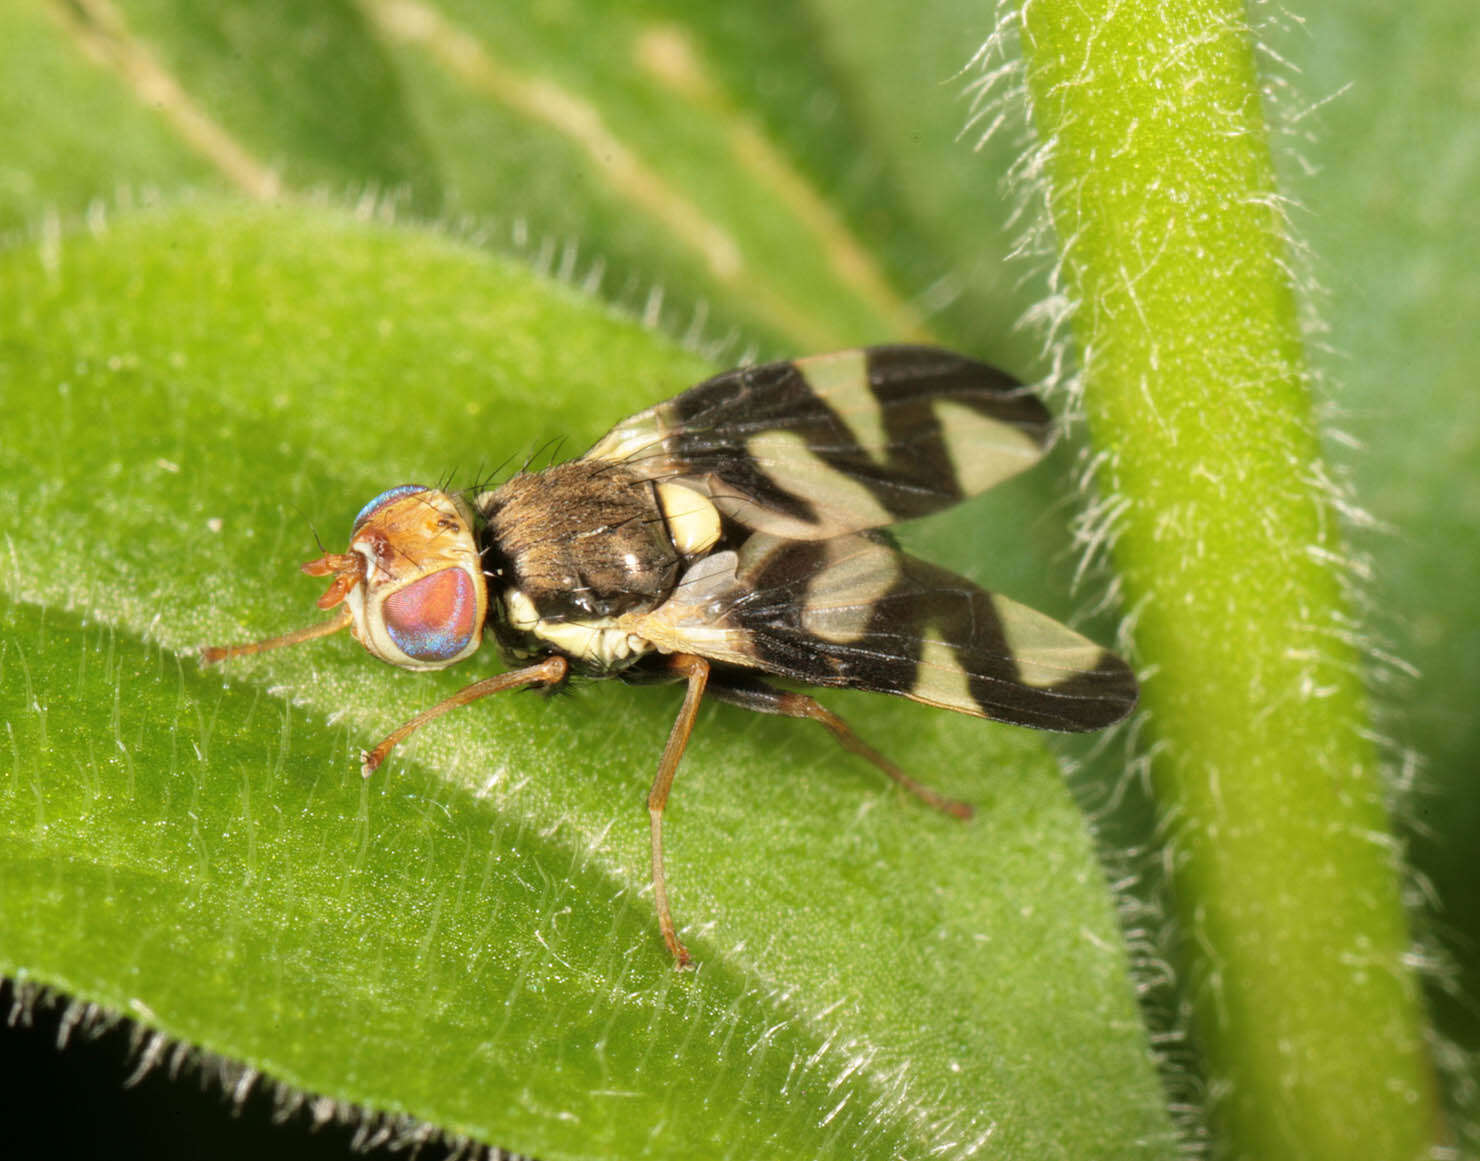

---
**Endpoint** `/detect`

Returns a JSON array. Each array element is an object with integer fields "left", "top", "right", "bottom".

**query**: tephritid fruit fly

[{"left": 203, "top": 345, "right": 1137, "bottom": 966}]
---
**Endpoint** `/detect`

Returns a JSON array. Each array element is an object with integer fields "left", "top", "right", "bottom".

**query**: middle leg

[{"left": 646, "top": 652, "right": 711, "bottom": 968}]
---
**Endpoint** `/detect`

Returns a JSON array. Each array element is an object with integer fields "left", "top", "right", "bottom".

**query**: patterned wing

[
  {"left": 586, "top": 345, "right": 1053, "bottom": 539},
  {"left": 628, "top": 532, "right": 1137, "bottom": 732}
]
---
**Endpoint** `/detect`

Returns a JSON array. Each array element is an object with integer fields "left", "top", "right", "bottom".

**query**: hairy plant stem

[{"left": 1014, "top": 1, "right": 1438, "bottom": 1156}]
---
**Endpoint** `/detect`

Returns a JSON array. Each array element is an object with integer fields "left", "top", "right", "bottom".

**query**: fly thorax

[
  {"left": 479, "top": 460, "right": 719, "bottom": 622},
  {"left": 498, "top": 587, "right": 653, "bottom": 673}
]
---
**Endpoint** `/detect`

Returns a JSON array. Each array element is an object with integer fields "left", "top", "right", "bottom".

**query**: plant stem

[{"left": 1014, "top": 1, "right": 1437, "bottom": 1156}]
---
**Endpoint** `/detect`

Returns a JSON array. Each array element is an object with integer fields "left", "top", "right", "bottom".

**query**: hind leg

[{"left": 707, "top": 673, "right": 973, "bottom": 820}]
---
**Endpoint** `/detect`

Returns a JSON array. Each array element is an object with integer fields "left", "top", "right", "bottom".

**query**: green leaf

[
  {"left": 1282, "top": 1, "right": 1480, "bottom": 1050},
  {"left": 17, "top": 0, "right": 961, "bottom": 352},
  {"left": 0, "top": 205, "right": 1175, "bottom": 1159}
]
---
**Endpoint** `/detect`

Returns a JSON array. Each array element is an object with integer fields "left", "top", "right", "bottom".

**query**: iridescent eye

[
  {"left": 354, "top": 484, "right": 427, "bottom": 532},
  {"left": 382, "top": 567, "right": 478, "bottom": 663}
]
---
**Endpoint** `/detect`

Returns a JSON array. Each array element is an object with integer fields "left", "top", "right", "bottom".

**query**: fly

[{"left": 203, "top": 345, "right": 1137, "bottom": 966}]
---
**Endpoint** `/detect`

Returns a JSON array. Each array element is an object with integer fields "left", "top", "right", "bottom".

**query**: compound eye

[{"left": 381, "top": 567, "right": 479, "bottom": 663}]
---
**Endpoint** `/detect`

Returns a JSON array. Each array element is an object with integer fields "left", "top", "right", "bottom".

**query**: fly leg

[
  {"left": 647, "top": 653, "right": 710, "bottom": 968},
  {"left": 199, "top": 608, "right": 353, "bottom": 664},
  {"left": 361, "top": 654, "right": 570, "bottom": 775},
  {"left": 707, "top": 673, "right": 973, "bottom": 820}
]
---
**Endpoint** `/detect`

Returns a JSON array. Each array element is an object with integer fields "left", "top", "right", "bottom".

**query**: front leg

[{"left": 361, "top": 654, "right": 570, "bottom": 775}]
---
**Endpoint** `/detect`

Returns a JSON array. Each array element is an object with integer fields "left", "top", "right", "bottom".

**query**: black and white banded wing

[
  {"left": 585, "top": 345, "right": 1054, "bottom": 540},
  {"left": 635, "top": 533, "right": 1137, "bottom": 732}
]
